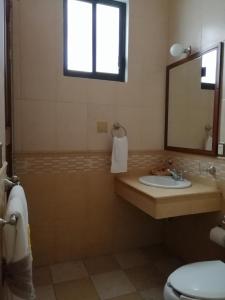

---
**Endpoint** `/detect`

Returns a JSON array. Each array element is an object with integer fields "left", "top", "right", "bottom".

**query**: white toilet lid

[{"left": 168, "top": 261, "right": 225, "bottom": 300}]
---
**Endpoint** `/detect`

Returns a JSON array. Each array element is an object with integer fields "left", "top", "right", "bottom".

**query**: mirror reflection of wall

[
  {"left": 219, "top": 99, "right": 225, "bottom": 142},
  {"left": 168, "top": 56, "right": 214, "bottom": 150},
  {"left": 165, "top": 43, "right": 223, "bottom": 156},
  {"left": 218, "top": 45, "right": 225, "bottom": 156},
  {"left": 201, "top": 49, "right": 217, "bottom": 89}
]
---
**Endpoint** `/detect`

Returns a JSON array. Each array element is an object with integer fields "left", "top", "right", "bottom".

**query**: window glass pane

[
  {"left": 67, "top": 0, "right": 92, "bottom": 72},
  {"left": 201, "top": 49, "right": 217, "bottom": 84},
  {"left": 96, "top": 4, "right": 120, "bottom": 74}
]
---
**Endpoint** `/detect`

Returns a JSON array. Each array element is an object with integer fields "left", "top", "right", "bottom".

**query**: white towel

[
  {"left": 3, "top": 186, "right": 35, "bottom": 300},
  {"left": 3, "top": 185, "right": 30, "bottom": 263},
  {"left": 111, "top": 136, "right": 128, "bottom": 173},
  {"left": 205, "top": 135, "right": 212, "bottom": 151}
]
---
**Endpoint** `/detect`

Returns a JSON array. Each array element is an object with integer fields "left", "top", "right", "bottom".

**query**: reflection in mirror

[
  {"left": 165, "top": 43, "right": 223, "bottom": 156},
  {"left": 218, "top": 44, "right": 225, "bottom": 156},
  {"left": 201, "top": 49, "right": 217, "bottom": 88}
]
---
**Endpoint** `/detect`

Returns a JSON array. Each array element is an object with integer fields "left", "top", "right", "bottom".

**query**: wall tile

[
  {"left": 56, "top": 102, "right": 87, "bottom": 151},
  {"left": 13, "top": 0, "right": 169, "bottom": 152},
  {"left": 87, "top": 104, "right": 116, "bottom": 151},
  {"left": 115, "top": 106, "right": 164, "bottom": 151},
  {"left": 12, "top": 0, "right": 22, "bottom": 100},
  {"left": 19, "top": 0, "right": 58, "bottom": 101},
  {"left": 202, "top": 0, "right": 225, "bottom": 49},
  {"left": 13, "top": 100, "right": 23, "bottom": 152},
  {"left": 56, "top": 77, "right": 92, "bottom": 104},
  {"left": 168, "top": 0, "right": 202, "bottom": 63},
  {"left": 21, "top": 100, "right": 57, "bottom": 151}
]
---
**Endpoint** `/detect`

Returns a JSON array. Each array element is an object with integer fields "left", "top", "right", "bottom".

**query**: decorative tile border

[
  {"left": 13, "top": 150, "right": 225, "bottom": 181},
  {"left": 14, "top": 151, "right": 166, "bottom": 175},
  {"left": 165, "top": 151, "right": 225, "bottom": 181}
]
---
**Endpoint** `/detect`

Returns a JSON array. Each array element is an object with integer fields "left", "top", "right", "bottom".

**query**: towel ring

[{"left": 111, "top": 122, "right": 127, "bottom": 137}]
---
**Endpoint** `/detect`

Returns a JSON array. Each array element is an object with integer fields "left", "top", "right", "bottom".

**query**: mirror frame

[{"left": 164, "top": 42, "right": 224, "bottom": 156}]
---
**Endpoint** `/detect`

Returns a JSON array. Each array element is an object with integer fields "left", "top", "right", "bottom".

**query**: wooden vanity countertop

[{"left": 115, "top": 175, "right": 222, "bottom": 219}]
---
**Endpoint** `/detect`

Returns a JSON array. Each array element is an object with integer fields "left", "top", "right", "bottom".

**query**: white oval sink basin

[{"left": 139, "top": 175, "right": 191, "bottom": 189}]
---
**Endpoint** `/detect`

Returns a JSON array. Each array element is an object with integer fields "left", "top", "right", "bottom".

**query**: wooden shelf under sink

[{"left": 115, "top": 175, "right": 222, "bottom": 219}]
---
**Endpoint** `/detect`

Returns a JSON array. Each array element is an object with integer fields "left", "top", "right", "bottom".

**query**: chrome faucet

[{"left": 167, "top": 168, "right": 184, "bottom": 181}]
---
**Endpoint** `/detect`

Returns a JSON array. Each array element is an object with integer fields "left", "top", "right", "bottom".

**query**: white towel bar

[{"left": 0, "top": 214, "right": 18, "bottom": 226}]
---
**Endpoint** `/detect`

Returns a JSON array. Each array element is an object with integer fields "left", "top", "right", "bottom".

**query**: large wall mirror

[
  {"left": 165, "top": 43, "right": 223, "bottom": 156},
  {"left": 218, "top": 44, "right": 225, "bottom": 156}
]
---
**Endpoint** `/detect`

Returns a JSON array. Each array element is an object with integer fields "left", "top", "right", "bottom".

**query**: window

[
  {"left": 64, "top": 0, "right": 127, "bottom": 81},
  {"left": 201, "top": 49, "right": 217, "bottom": 90}
]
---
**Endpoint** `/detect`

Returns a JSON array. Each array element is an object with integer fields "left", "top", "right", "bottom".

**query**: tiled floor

[{"left": 33, "top": 245, "right": 183, "bottom": 300}]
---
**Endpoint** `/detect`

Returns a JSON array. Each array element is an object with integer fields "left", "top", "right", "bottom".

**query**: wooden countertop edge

[{"left": 115, "top": 176, "right": 222, "bottom": 201}]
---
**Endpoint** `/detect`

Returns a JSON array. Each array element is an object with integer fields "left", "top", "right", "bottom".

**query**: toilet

[{"left": 164, "top": 261, "right": 225, "bottom": 300}]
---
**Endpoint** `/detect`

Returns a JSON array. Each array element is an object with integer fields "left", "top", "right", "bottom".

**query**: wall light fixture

[{"left": 170, "top": 43, "right": 192, "bottom": 57}]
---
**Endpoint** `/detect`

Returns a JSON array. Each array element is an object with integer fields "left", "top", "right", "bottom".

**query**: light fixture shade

[{"left": 170, "top": 43, "right": 185, "bottom": 57}]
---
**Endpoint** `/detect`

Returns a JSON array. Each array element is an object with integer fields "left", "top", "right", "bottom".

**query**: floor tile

[
  {"left": 54, "top": 278, "right": 100, "bottom": 300},
  {"left": 50, "top": 261, "right": 89, "bottom": 283},
  {"left": 33, "top": 266, "right": 52, "bottom": 287},
  {"left": 114, "top": 250, "right": 151, "bottom": 269},
  {"left": 110, "top": 293, "right": 143, "bottom": 300},
  {"left": 35, "top": 285, "right": 56, "bottom": 300},
  {"left": 125, "top": 265, "right": 165, "bottom": 291},
  {"left": 140, "top": 286, "right": 164, "bottom": 300},
  {"left": 91, "top": 270, "right": 136, "bottom": 300},
  {"left": 84, "top": 255, "right": 121, "bottom": 275}
]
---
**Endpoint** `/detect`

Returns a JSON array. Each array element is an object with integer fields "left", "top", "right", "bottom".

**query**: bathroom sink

[{"left": 139, "top": 176, "right": 191, "bottom": 189}]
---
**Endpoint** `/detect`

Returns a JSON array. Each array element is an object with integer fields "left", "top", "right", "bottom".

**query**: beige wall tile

[
  {"left": 84, "top": 173, "right": 115, "bottom": 256},
  {"left": 87, "top": 104, "right": 116, "bottom": 151},
  {"left": 20, "top": 100, "right": 57, "bottom": 151},
  {"left": 112, "top": 196, "right": 163, "bottom": 252},
  {"left": 56, "top": 77, "right": 93, "bottom": 104},
  {"left": 12, "top": 0, "right": 22, "bottom": 100},
  {"left": 13, "top": 0, "right": 169, "bottom": 152},
  {"left": 116, "top": 106, "right": 164, "bottom": 150},
  {"left": 31, "top": 225, "right": 56, "bottom": 267},
  {"left": 115, "top": 250, "right": 151, "bottom": 270},
  {"left": 13, "top": 100, "right": 23, "bottom": 152},
  {"left": 19, "top": 0, "right": 58, "bottom": 101},
  {"left": 168, "top": 0, "right": 202, "bottom": 63},
  {"left": 201, "top": 0, "right": 225, "bottom": 49},
  {"left": 18, "top": 168, "right": 164, "bottom": 266},
  {"left": 56, "top": 102, "right": 87, "bottom": 151},
  {"left": 81, "top": 80, "right": 121, "bottom": 105}
]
